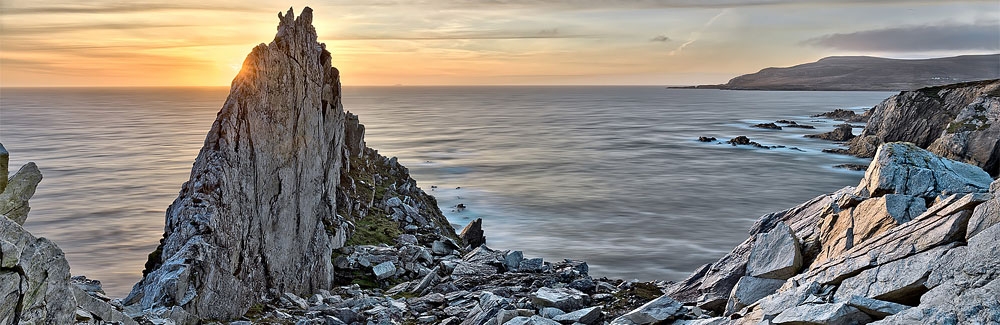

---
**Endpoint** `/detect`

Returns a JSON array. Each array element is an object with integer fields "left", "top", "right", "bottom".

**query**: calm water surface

[{"left": 0, "top": 86, "right": 893, "bottom": 296}]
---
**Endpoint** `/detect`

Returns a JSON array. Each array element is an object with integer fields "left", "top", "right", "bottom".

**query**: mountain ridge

[{"left": 682, "top": 54, "right": 1000, "bottom": 91}]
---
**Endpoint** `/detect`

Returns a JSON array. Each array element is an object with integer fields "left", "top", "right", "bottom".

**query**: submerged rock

[{"left": 806, "top": 123, "right": 856, "bottom": 141}]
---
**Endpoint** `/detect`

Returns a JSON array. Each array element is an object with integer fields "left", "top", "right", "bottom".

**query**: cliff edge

[{"left": 841, "top": 79, "right": 1000, "bottom": 176}]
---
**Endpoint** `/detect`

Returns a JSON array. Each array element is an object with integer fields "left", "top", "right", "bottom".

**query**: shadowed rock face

[
  {"left": 124, "top": 7, "right": 351, "bottom": 321},
  {"left": 847, "top": 79, "right": 1000, "bottom": 176}
]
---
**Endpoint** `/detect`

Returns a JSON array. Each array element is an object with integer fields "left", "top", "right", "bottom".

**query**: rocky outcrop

[
  {"left": 843, "top": 79, "right": 1000, "bottom": 176},
  {"left": 806, "top": 124, "right": 856, "bottom": 142},
  {"left": 124, "top": 8, "right": 350, "bottom": 321},
  {"left": 0, "top": 143, "right": 42, "bottom": 226},
  {"left": 812, "top": 109, "right": 870, "bottom": 123},
  {"left": 0, "top": 145, "right": 134, "bottom": 325},
  {"left": 658, "top": 142, "right": 998, "bottom": 324},
  {"left": 123, "top": 7, "right": 460, "bottom": 323}
]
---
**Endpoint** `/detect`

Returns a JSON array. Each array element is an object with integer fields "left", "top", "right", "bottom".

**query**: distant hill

[{"left": 684, "top": 54, "right": 1000, "bottom": 91}]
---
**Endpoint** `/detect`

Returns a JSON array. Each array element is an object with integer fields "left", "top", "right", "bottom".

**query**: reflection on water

[{"left": 1, "top": 86, "right": 892, "bottom": 296}]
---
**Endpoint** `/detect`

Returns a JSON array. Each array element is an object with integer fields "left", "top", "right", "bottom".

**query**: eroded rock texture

[
  {"left": 124, "top": 7, "right": 351, "bottom": 321},
  {"left": 846, "top": 79, "right": 1000, "bottom": 176}
]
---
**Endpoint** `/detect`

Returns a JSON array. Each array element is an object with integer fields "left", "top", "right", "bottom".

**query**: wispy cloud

[
  {"left": 803, "top": 22, "right": 1000, "bottom": 51},
  {"left": 326, "top": 29, "right": 596, "bottom": 41},
  {"left": 1, "top": 3, "right": 266, "bottom": 15},
  {"left": 669, "top": 9, "right": 727, "bottom": 56}
]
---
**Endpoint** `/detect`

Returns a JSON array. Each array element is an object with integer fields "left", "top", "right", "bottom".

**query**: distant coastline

[{"left": 673, "top": 54, "right": 1000, "bottom": 91}]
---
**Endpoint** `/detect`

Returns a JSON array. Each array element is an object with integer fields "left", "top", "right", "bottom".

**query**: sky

[{"left": 1, "top": 0, "right": 997, "bottom": 87}]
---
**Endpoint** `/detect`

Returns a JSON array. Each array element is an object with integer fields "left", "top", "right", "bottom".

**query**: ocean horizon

[{"left": 1, "top": 86, "right": 893, "bottom": 297}]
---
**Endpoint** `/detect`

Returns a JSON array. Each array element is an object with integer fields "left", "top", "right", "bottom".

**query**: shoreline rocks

[{"left": 838, "top": 79, "right": 1000, "bottom": 176}]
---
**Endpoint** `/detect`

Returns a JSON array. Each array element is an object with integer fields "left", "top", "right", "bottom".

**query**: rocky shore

[{"left": 2, "top": 7, "right": 999, "bottom": 325}]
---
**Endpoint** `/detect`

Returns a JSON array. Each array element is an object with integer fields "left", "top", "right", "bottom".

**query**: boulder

[
  {"left": 552, "top": 306, "right": 602, "bottom": 324},
  {"left": 966, "top": 179, "right": 1000, "bottom": 239},
  {"left": 124, "top": 8, "right": 351, "bottom": 321},
  {"left": 0, "top": 161, "right": 42, "bottom": 225},
  {"left": 746, "top": 222, "right": 802, "bottom": 279},
  {"left": 806, "top": 123, "right": 856, "bottom": 141},
  {"left": 842, "top": 295, "right": 910, "bottom": 319},
  {"left": 771, "top": 302, "right": 872, "bottom": 325},
  {"left": 854, "top": 142, "right": 992, "bottom": 199},
  {"left": 373, "top": 261, "right": 397, "bottom": 280},
  {"left": 460, "top": 218, "right": 486, "bottom": 248},
  {"left": 814, "top": 194, "right": 926, "bottom": 264},
  {"left": 530, "top": 287, "right": 588, "bottom": 311},
  {"left": 504, "top": 315, "right": 561, "bottom": 325},
  {"left": 752, "top": 122, "right": 782, "bottom": 130},
  {"left": 609, "top": 295, "right": 684, "bottom": 325},
  {"left": 724, "top": 276, "right": 786, "bottom": 316},
  {"left": 873, "top": 223, "right": 1000, "bottom": 324},
  {"left": 833, "top": 244, "right": 953, "bottom": 305},
  {"left": 0, "top": 143, "right": 7, "bottom": 191}
]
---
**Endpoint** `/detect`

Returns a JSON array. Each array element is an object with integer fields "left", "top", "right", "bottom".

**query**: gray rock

[
  {"left": 0, "top": 161, "right": 42, "bottom": 225},
  {"left": 504, "top": 250, "right": 524, "bottom": 272},
  {"left": 805, "top": 123, "right": 856, "bottom": 141},
  {"left": 842, "top": 295, "right": 910, "bottom": 318},
  {"left": 539, "top": 307, "right": 565, "bottom": 318},
  {"left": 283, "top": 292, "right": 309, "bottom": 310},
  {"left": 815, "top": 194, "right": 926, "bottom": 264},
  {"left": 397, "top": 234, "right": 418, "bottom": 246},
  {"left": 0, "top": 143, "right": 7, "bottom": 192},
  {"left": 854, "top": 142, "right": 992, "bottom": 198},
  {"left": 772, "top": 302, "right": 872, "bottom": 325},
  {"left": 834, "top": 244, "right": 953, "bottom": 304},
  {"left": 432, "top": 238, "right": 460, "bottom": 256},
  {"left": 756, "top": 280, "right": 821, "bottom": 317},
  {"left": 1, "top": 205, "right": 133, "bottom": 324},
  {"left": 520, "top": 258, "right": 546, "bottom": 272},
  {"left": 747, "top": 222, "right": 802, "bottom": 280},
  {"left": 725, "top": 276, "right": 786, "bottom": 316},
  {"left": 460, "top": 218, "right": 486, "bottom": 248},
  {"left": 673, "top": 318, "right": 729, "bottom": 325},
  {"left": 373, "top": 261, "right": 397, "bottom": 280},
  {"left": 504, "top": 315, "right": 561, "bottom": 325},
  {"left": 873, "top": 222, "right": 1000, "bottom": 324},
  {"left": 552, "top": 306, "right": 602, "bottom": 324},
  {"left": 966, "top": 181, "right": 999, "bottom": 239},
  {"left": 531, "top": 287, "right": 588, "bottom": 312},
  {"left": 610, "top": 295, "right": 683, "bottom": 324}
]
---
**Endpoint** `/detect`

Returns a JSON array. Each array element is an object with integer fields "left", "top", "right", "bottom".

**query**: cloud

[
  {"left": 325, "top": 0, "right": 992, "bottom": 10},
  {"left": 1, "top": 3, "right": 265, "bottom": 15},
  {"left": 669, "top": 9, "right": 727, "bottom": 55},
  {"left": 650, "top": 35, "right": 671, "bottom": 42},
  {"left": 803, "top": 23, "right": 1000, "bottom": 51},
  {"left": 326, "top": 29, "right": 595, "bottom": 41}
]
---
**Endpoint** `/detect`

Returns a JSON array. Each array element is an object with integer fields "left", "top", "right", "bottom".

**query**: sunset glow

[{"left": 1, "top": 0, "right": 997, "bottom": 87}]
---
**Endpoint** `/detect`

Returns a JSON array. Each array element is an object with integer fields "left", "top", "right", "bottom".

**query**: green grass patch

[{"left": 344, "top": 212, "right": 402, "bottom": 247}]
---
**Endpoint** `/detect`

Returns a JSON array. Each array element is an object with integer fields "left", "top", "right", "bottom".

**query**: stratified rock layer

[
  {"left": 124, "top": 7, "right": 350, "bottom": 321},
  {"left": 846, "top": 79, "right": 1000, "bottom": 176},
  {"left": 661, "top": 143, "right": 998, "bottom": 324}
]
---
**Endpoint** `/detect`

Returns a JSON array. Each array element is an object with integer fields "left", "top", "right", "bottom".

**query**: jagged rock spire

[{"left": 123, "top": 7, "right": 352, "bottom": 322}]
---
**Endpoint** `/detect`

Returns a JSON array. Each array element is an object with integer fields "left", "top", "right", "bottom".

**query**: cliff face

[
  {"left": 692, "top": 55, "right": 1000, "bottom": 91},
  {"left": 847, "top": 79, "right": 1000, "bottom": 176},
  {"left": 662, "top": 143, "right": 998, "bottom": 324},
  {"left": 123, "top": 7, "right": 459, "bottom": 322}
]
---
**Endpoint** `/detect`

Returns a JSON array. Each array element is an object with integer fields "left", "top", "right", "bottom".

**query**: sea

[{"left": 0, "top": 86, "right": 894, "bottom": 297}]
